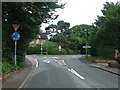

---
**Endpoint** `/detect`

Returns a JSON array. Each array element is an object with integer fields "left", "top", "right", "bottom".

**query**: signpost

[
  {"left": 12, "top": 24, "right": 21, "bottom": 32},
  {"left": 11, "top": 32, "right": 20, "bottom": 41},
  {"left": 11, "top": 24, "right": 21, "bottom": 65},
  {"left": 82, "top": 45, "right": 91, "bottom": 57},
  {"left": 82, "top": 46, "right": 91, "bottom": 48}
]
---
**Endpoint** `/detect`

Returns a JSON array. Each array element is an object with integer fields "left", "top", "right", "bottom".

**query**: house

[{"left": 29, "top": 33, "right": 48, "bottom": 46}]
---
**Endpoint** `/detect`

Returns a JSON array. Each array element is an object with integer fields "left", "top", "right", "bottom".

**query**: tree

[
  {"left": 50, "top": 24, "right": 97, "bottom": 54},
  {"left": 57, "top": 20, "right": 70, "bottom": 33},
  {"left": 45, "top": 24, "right": 57, "bottom": 33},
  {"left": 2, "top": 2, "right": 64, "bottom": 66},
  {"left": 69, "top": 24, "right": 97, "bottom": 54},
  {"left": 92, "top": 1, "right": 120, "bottom": 59}
]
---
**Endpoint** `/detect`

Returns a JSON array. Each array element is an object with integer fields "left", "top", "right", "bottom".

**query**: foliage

[
  {"left": 92, "top": 1, "right": 120, "bottom": 59},
  {"left": 26, "top": 40, "right": 78, "bottom": 55},
  {"left": 50, "top": 24, "right": 97, "bottom": 54},
  {"left": 43, "top": 41, "right": 58, "bottom": 54},
  {"left": 96, "top": 46, "right": 114, "bottom": 59},
  {"left": 26, "top": 46, "right": 41, "bottom": 54},
  {"left": 0, "top": 62, "right": 2, "bottom": 76},
  {"left": 45, "top": 24, "right": 58, "bottom": 33},
  {"left": 57, "top": 20, "right": 70, "bottom": 32},
  {"left": 45, "top": 20, "right": 70, "bottom": 34},
  {"left": 2, "top": 62, "right": 20, "bottom": 75},
  {"left": 2, "top": 2, "right": 64, "bottom": 66}
]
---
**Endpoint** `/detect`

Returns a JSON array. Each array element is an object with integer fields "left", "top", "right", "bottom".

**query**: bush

[
  {"left": 26, "top": 46, "right": 41, "bottom": 54},
  {"left": 0, "top": 62, "right": 2, "bottom": 76},
  {"left": 66, "top": 48, "right": 74, "bottom": 54},
  {"left": 60, "top": 48, "right": 67, "bottom": 55},
  {"left": 26, "top": 41, "right": 81, "bottom": 55},
  {"left": 96, "top": 46, "right": 114, "bottom": 59},
  {"left": 48, "top": 48, "right": 59, "bottom": 55},
  {"left": 2, "top": 61, "right": 20, "bottom": 75}
]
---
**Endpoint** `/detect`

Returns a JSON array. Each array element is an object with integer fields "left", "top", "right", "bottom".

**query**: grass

[
  {"left": 28, "top": 54, "right": 81, "bottom": 56},
  {"left": 109, "top": 61, "right": 119, "bottom": 64},
  {"left": 85, "top": 56, "right": 104, "bottom": 62}
]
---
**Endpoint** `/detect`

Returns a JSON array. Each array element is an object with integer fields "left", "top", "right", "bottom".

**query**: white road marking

[
  {"left": 18, "top": 67, "right": 34, "bottom": 89},
  {"left": 49, "top": 57, "right": 59, "bottom": 59},
  {"left": 34, "top": 59, "right": 38, "bottom": 67},
  {"left": 54, "top": 60, "right": 66, "bottom": 65},
  {"left": 43, "top": 60, "right": 50, "bottom": 64},
  {"left": 46, "top": 60, "right": 50, "bottom": 63},
  {"left": 62, "top": 60, "right": 66, "bottom": 65},
  {"left": 68, "top": 68, "right": 85, "bottom": 80},
  {"left": 44, "top": 57, "right": 46, "bottom": 59},
  {"left": 54, "top": 60, "right": 62, "bottom": 65}
]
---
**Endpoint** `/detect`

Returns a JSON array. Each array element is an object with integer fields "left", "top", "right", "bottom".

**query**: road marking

[
  {"left": 54, "top": 60, "right": 61, "bottom": 65},
  {"left": 18, "top": 67, "right": 34, "bottom": 89},
  {"left": 68, "top": 68, "right": 85, "bottom": 80},
  {"left": 62, "top": 60, "right": 66, "bottom": 65},
  {"left": 54, "top": 60, "right": 66, "bottom": 65},
  {"left": 43, "top": 60, "right": 50, "bottom": 64},
  {"left": 44, "top": 57, "right": 46, "bottom": 59},
  {"left": 49, "top": 57, "right": 59, "bottom": 59},
  {"left": 34, "top": 59, "right": 38, "bottom": 67}
]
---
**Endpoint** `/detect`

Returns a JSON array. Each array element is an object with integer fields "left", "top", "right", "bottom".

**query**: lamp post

[{"left": 84, "top": 29, "right": 88, "bottom": 57}]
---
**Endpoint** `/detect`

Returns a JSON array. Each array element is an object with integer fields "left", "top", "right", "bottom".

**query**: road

[{"left": 23, "top": 55, "right": 119, "bottom": 88}]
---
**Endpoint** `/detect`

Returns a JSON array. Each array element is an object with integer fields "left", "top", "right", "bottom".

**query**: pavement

[
  {"left": 80, "top": 58, "right": 120, "bottom": 76},
  {"left": 1, "top": 58, "right": 35, "bottom": 89},
  {"left": 1, "top": 56, "right": 120, "bottom": 89}
]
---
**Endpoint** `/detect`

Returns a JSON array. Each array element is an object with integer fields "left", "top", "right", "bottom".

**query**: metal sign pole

[
  {"left": 41, "top": 43, "right": 43, "bottom": 55},
  {"left": 14, "top": 40, "right": 17, "bottom": 65},
  {"left": 12, "top": 24, "right": 21, "bottom": 65},
  {"left": 85, "top": 45, "right": 88, "bottom": 57}
]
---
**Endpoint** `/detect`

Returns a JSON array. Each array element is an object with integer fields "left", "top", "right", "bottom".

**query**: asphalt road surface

[{"left": 23, "top": 55, "right": 119, "bottom": 88}]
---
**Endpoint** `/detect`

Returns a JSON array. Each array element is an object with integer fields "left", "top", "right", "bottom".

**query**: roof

[{"left": 38, "top": 33, "right": 48, "bottom": 39}]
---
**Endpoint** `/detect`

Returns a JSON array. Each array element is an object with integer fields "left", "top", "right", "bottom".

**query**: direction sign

[
  {"left": 11, "top": 32, "right": 20, "bottom": 41},
  {"left": 12, "top": 24, "right": 21, "bottom": 31},
  {"left": 83, "top": 46, "right": 91, "bottom": 48}
]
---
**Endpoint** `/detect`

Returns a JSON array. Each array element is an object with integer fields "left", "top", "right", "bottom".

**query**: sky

[{"left": 41, "top": 0, "right": 119, "bottom": 30}]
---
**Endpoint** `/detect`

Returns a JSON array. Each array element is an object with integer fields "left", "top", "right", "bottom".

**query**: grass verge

[{"left": 85, "top": 56, "right": 104, "bottom": 62}]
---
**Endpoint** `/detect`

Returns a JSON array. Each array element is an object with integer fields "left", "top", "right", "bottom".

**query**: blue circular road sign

[{"left": 11, "top": 32, "right": 20, "bottom": 41}]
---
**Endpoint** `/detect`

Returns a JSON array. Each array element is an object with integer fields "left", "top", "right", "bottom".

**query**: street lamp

[{"left": 84, "top": 29, "right": 88, "bottom": 57}]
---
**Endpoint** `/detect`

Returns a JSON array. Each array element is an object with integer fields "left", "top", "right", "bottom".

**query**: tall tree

[
  {"left": 57, "top": 20, "right": 70, "bottom": 33},
  {"left": 2, "top": 2, "right": 64, "bottom": 66},
  {"left": 45, "top": 24, "right": 57, "bottom": 33},
  {"left": 92, "top": 1, "right": 120, "bottom": 59}
]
